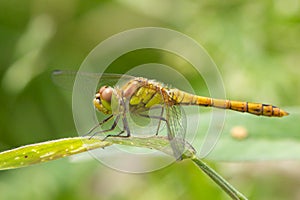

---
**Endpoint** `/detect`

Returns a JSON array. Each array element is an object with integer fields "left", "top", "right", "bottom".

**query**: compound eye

[{"left": 99, "top": 86, "right": 113, "bottom": 102}]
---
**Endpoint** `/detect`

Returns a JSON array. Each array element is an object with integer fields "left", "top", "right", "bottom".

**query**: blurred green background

[{"left": 0, "top": 0, "right": 299, "bottom": 199}]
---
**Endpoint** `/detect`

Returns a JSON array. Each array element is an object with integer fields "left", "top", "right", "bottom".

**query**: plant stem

[{"left": 191, "top": 156, "right": 248, "bottom": 200}]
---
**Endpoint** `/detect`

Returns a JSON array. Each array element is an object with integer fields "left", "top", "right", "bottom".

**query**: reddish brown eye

[
  {"left": 100, "top": 86, "right": 113, "bottom": 102},
  {"left": 99, "top": 86, "right": 107, "bottom": 94}
]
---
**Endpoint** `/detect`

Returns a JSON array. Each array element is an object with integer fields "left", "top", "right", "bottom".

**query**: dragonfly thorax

[{"left": 93, "top": 86, "right": 113, "bottom": 114}]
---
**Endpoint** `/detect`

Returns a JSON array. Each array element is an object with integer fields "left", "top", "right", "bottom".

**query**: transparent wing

[
  {"left": 165, "top": 104, "right": 186, "bottom": 160},
  {"left": 52, "top": 70, "right": 135, "bottom": 90}
]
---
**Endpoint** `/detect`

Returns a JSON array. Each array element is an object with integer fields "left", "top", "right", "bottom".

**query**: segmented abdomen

[{"left": 170, "top": 89, "right": 289, "bottom": 117}]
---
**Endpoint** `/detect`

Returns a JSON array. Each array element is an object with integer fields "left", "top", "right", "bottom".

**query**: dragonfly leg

[
  {"left": 138, "top": 113, "right": 170, "bottom": 135},
  {"left": 103, "top": 96, "right": 131, "bottom": 139},
  {"left": 139, "top": 113, "right": 184, "bottom": 160},
  {"left": 135, "top": 106, "right": 165, "bottom": 135},
  {"left": 155, "top": 106, "right": 165, "bottom": 135},
  {"left": 88, "top": 115, "right": 120, "bottom": 139},
  {"left": 103, "top": 113, "right": 131, "bottom": 139},
  {"left": 84, "top": 115, "right": 114, "bottom": 137},
  {"left": 122, "top": 110, "right": 131, "bottom": 136},
  {"left": 103, "top": 129, "right": 132, "bottom": 140}
]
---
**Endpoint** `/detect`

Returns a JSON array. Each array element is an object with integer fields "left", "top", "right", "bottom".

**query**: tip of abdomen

[{"left": 280, "top": 109, "right": 289, "bottom": 117}]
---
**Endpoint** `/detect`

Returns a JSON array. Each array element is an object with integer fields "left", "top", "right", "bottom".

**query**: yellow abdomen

[{"left": 170, "top": 89, "right": 289, "bottom": 117}]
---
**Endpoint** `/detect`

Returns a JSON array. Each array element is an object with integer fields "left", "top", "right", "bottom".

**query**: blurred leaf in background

[{"left": 0, "top": 0, "right": 299, "bottom": 199}]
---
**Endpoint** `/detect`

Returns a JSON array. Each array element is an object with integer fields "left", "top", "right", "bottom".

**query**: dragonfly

[{"left": 52, "top": 70, "right": 289, "bottom": 159}]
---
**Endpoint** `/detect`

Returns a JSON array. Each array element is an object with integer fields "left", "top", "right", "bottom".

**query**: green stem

[{"left": 191, "top": 156, "right": 248, "bottom": 200}]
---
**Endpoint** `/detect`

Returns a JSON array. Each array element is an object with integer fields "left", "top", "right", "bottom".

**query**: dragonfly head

[{"left": 93, "top": 86, "right": 113, "bottom": 114}]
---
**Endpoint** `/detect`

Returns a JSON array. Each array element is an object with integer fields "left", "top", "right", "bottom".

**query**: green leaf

[
  {"left": 0, "top": 135, "right": 248, "bottom": 199},
  {"left": 0, "top": 136, "right": 195, "bottom": 171},
  {"left": 192, "top": 107, "right": 299, "bottom": 161}
]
